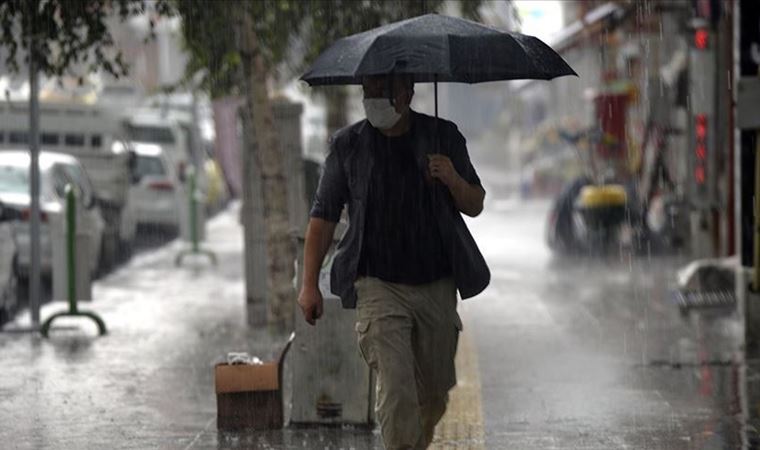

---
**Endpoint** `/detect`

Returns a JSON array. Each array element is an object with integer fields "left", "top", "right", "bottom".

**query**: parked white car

[
  {"left": 124, "top": 111, "right": 191, "bottom": 180},
  {"left": 127, "top": 143, "right": 183, "bottom": 230},
  {"left": 0, "top": 100, "right": 138, "bottom": 269},
  {"left": 0, "top": 151, "right": 105, "bottom": 281},
  {"left": 123, "top": 109, "right": 214, "bottom": 204},
  {"left": 0, "top": 202, "right": 19, "bottom": 323}
]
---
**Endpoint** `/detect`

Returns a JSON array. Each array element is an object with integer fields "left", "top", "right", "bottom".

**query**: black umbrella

[
  {"left": 300, "top": 13, "right": 576, "bottom": 151},
  {"left": 301, "top": 13, "right": 576, "bottom": 85}
]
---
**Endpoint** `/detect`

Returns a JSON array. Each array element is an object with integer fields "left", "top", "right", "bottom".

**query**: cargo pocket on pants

[
  {"left": 446, "top": 313, "right": 463, "bottom": 392},
  {"left": 355, "top": 319, "right": 372, "bottom": 366}
]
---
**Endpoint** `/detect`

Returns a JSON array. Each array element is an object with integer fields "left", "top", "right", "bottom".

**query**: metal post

[
  {"left": 28, "top": 8, "right": 41, "bottom": 329},
  {"left": 40, "top": 184, "right": 106, "bottom": 337},
  {"left": 175, "top": 167, "right": 216, "bottom": 267},
  {"left": 67, "top": 185, "right": 77, "bottom": 314},
  {"left": 754, "top": 41, "right": 760, "bottom": 290},
  {"left": 754, "top": 106, "right": 760, "bottom": 292},
  {"left": 191, "top": 91, "right": 202, "bottom": 171},
  {"left": 190, "top": 169, "right": 199, "bottom": 253}
]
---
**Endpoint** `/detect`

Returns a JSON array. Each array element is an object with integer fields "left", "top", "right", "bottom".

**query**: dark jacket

[{"left": 310, "top": 111, "right": 490, "bottom": 308}]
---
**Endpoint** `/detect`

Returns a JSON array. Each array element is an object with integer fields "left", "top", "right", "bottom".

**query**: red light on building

[
  {"left": 696, "top": 120, "right": 707, "bottom": 140},
  {"left": 695, "top": 29, "right": 709, "bottom": 49},
  {"left": 696, "top": 144, "right": 706, "bottom": 160},
  {"left": 695, "top": 166, "right": 706, "bottom": 184},
  {"left": 694, "top": 114, "right": 708, "bottom": 185}
]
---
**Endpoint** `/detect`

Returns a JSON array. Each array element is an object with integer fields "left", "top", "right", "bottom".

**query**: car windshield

[
  {"left": 0, "top": 165, "right": 29, "bottom": 194},
  {"left": 126, "top": 124, "right": 175, "bottom": 145},
  {"left": 136, "top": 155, "right": 166, "bottom": 177},
  {"left": 58, "top": 163, "right": 93, "bottom": 204}
]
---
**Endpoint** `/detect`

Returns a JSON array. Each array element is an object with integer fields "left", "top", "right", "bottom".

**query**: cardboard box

[{"left": 215, "top": 333, "right": 294, "bottom": 430}]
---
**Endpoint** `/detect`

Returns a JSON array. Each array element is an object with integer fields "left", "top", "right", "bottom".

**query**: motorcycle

[{"left": 546, "top": 124, "right": 687, "bottom": 257}]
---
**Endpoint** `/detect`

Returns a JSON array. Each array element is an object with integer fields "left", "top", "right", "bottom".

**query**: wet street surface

[
  {"left": 466, "top": 200, "right": 745, "bottom": 449},
  {"left": 0, "top": 200, "right": 751, "bottom": 449}
]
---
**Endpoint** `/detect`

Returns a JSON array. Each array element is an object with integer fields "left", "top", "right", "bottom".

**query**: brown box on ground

[{"left": 215, "top": 333, "right": 294, "bottom": 430}]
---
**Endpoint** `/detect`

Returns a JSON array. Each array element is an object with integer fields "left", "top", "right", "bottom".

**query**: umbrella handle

[{"left": 434, "top": 75, "right": 439, "bottom": 155}]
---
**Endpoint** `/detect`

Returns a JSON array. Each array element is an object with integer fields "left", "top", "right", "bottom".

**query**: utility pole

[{"left": 28, "top": 1, "right": 41, "bottom": 329}]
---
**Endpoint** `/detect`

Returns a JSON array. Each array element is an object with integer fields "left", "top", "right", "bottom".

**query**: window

[
  {"left": 136, "top": 155, "right": 166, "bottom": 177},
  {"left": 64, "top": 133, "right": 85, "bottom": 147},
  {"left": 0, "top": 165, "right": 29, "bottom": 194},
  {"left": 9, "top": 131, "right": 28, "bottom": 144},
  {"left": 0, "top": 132, "right": 4, "bottom": 143},
  {"left": 91, "top": 135, "right": 102, "bottom": 148},
  {"left": 41, "top": 133, "right": 60, "bottom": 146},
  {"left": 51, "top": 167, "right": 73, "bottom": 198},
  {"left": 180, "top": 125, "right": 193, "bottom": 150},
  {"left": 54, "top": 164, "right": 92, "bottom": 206},
  {"left": 125, "top": 124, "right": 176, "bottom": 145}
]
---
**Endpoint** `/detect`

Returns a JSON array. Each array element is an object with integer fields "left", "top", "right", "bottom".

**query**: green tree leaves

[
  {"left": 176, "top": 0, "right": 485, "bottom": 98},
  {"left": 0, "top": 0, "right": 173, "bottom": 79}
]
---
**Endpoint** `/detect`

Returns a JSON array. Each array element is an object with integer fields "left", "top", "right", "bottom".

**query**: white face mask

[{"left": 362, "top": 98, "right": 402, "bottom": 130}]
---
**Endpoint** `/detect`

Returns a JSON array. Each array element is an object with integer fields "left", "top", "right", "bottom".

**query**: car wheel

[
  {"left": 89, "top": 235, "right": 102, "bottom": 280},
  {"left": 117, "top": 238, "right": 133, "bottom": 264},
  {"left": 0, "top": 272, "right": 19, "bottom": 325},
  {"left": 96, "top": 232, "right": 118, "bottom": 278},
  {"left": 15, "top": 275, "right": 29, "bottom": 303}
]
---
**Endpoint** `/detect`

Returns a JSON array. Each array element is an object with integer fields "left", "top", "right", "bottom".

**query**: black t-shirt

[{"left": 357, "top": 125, "right": 451, "bottom": 285}]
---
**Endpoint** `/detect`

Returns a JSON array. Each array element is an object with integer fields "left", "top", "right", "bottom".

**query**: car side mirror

[{"left": 128, "top": 150, "right": 141, "bottom": 185}]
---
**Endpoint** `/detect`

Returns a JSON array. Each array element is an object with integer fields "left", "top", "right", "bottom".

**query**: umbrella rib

[
  {"left": 353, "top": 34, "right": 382, "bottom": 80},
  {"left": 509, "top": 35, "right": 541, "bottom": 76},
  {"left": 352, "top": 18, "right": 421, "bottom": 79},
  {"left": 445, "top": 34, "right": 453, "bottom": 80}
]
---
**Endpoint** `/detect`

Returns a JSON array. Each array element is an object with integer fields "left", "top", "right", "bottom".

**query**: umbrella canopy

[{"left": 300, "top": 13, "right": 576, "bottom": 86}]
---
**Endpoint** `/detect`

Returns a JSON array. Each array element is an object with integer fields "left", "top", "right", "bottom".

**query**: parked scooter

[
  {"left": 545, "top": 128, "right": 633, "bottom": 256},
  {"left": 546, "top": 176, "right": 633, "bottom": 255},
  {"left": 546, "top": 123, "right": 686, "bottom": 256}
]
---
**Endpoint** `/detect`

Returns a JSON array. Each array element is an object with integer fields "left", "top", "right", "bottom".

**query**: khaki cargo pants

[{"left": 354, "top": 276, "right": 462, "bottom": 450}]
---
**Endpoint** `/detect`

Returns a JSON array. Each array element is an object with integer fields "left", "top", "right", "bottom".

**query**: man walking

[{"left": 297, "top": 74, "right": 490, "bottom": 450}]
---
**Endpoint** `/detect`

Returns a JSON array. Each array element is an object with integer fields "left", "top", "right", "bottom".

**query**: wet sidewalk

[
  {"left": 0, "top": 199, "right": 754, "bottom": 449},
  {"left": 0, "top": 202, "right": 388, "bottom": 449}
]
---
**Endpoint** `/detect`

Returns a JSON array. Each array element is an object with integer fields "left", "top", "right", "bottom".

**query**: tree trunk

[
  {"left": 238, "top": 105, "right": 267, "bottom": 326},
  {"left": 239, "top": 11, "right": 295, "bottom": 329}
]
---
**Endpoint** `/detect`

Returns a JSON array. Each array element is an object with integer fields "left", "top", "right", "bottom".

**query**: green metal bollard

[
  {"left": 41, "top": 184, "right": 106, "bottom": 337},
  {"left": 190, "top": 167, "right": 199, "bottom": 253},
  {"left": 175, "top": 168, "right": 217, "bottom": 267}
]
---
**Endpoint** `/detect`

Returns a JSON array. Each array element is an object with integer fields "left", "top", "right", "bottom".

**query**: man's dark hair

[
  {"left": 396, "top": 74, "right": 414, "bottom": 92},
  {"left": 362, "top": 74, "right": 414, "bottom": 106},
  {"left": 364, "top": 74, "right": 414, "bottom": 93},
  {"left": 386, "top": 74, "right": 413, "bottom": 105}
]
